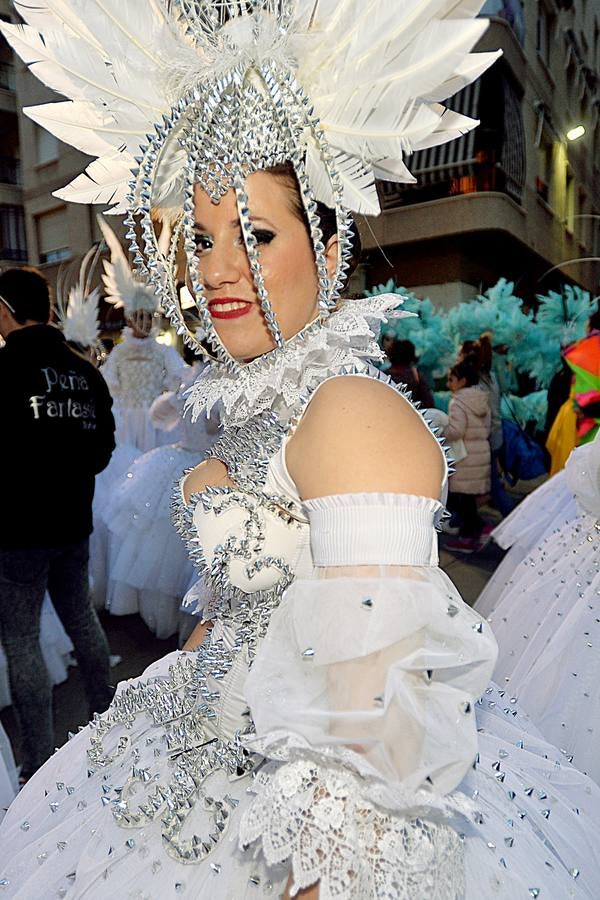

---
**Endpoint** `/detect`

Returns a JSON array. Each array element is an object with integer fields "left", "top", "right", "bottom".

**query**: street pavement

[{"left": 0, "top": 538, "right": 504, "bottom": 772}]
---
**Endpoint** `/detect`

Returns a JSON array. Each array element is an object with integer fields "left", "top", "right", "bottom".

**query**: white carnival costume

[
  {"left": 477, "top": 432, "right": 600, "bottom": 781},
  {"left": 91, "top": 219, "right": 187, "bottom": 607},
  {"left": 97, "top": 218, "right": 187, "bottom": 454},
  {"left": 1, "top": 1, "right": 599, "bottom": 898},
  {"left": 476, "top": 467, "right": 577, "bottom": 619},
  {"left": 104, "top": 364, "right": 218, "bottom": 639}
]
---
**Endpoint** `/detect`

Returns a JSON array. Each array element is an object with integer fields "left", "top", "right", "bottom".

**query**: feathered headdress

[
  {"left": 2, "top": 1, "right": 500, "bottom": 368},
  {"left": 97, "top": 216, "right": 159, "bottom": 315},
  {"left": 55, "top": 245, "right": 103, "bottom": 354}
]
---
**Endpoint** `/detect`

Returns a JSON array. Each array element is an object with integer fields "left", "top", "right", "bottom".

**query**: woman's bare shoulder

[{"left": 286, "top": 375, "right": 444, "bottom": 501}]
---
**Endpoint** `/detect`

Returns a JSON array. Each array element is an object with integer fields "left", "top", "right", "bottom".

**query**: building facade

[
  {"left": 0, "top": 0, "right": 106, "bottom": 287},
  {"left": 1, "top": 0, "right": 599, "bottom": 309},
  {"left": 361, "top": 0, "right": 600, "bottom": 307}
]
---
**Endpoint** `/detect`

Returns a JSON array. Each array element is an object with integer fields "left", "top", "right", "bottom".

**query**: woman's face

[{"left": 192, "top": 170, "right": 337, "bottom": 361}]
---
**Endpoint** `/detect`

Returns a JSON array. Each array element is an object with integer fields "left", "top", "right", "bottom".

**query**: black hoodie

[{"left": 0, "top": 325, "right": 115, "bottom": 549}]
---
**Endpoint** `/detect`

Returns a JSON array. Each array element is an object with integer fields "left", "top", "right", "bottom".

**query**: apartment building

[
  {"left": 361, "top": 0, "right": 600, "bottom": 307},
  {"left": 0, "top": 0, "right": 105, "bottom": 287}
]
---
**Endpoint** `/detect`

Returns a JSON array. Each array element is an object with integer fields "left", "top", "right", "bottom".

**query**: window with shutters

[
  {"left": 36, "top": 207, "right": 70, "bottom": 264},
  {"left": 35, "top": 126, "right": 59, "bottom": 166}
]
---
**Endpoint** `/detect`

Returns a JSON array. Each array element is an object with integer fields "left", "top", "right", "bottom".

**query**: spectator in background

[
  {"left": 459, "top": 334, "right": 514, "bottom": 515},
  {"left": 443, "top": 359, "right": 491, "bottom": 553},
  {"left": 386, "top": 338, "right": 435, "bottom": 408},
  {"left": 0, "top": 267, "right": 115, "bottom": 781}
]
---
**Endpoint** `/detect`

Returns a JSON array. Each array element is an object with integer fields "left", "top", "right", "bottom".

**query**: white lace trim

[
  {"left": 184, "top": 294, "right": 413, "bottom": 426},
  {"left": 239, "top": 758, "right": 466, "bottom": 900}
]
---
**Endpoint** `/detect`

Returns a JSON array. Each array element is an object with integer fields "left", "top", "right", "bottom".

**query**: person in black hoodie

[{"left": 0, "top": 267, "right": 115, "bottom": 780}]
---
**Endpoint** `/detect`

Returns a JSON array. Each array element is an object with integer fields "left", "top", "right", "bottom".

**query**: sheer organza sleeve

[{"left": 238, "top": 493, "right": 497, "bottom": 899}]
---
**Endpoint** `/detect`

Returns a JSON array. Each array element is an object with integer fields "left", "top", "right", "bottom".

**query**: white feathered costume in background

[
  {"left": 89, "top": 219, "right": 187, "bottom": 608},
  {"left": 96, "top": 217, "right": 187, "bottom": 453}
]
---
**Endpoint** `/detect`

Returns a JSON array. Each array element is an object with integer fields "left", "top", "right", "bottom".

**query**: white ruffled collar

[{"left": 185, "top": 294, "right": 413, "bottom": 427}]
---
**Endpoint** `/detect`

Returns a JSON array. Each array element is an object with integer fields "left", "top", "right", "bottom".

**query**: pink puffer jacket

[{"left": 444, "top": 386, "right": 491, "bottom": 494}]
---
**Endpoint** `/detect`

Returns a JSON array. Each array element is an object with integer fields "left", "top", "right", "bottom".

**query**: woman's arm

[
  {"left": 442, "top": 398, "right": 467, "bottom": 443},
  {"left": 182, "top": 620, "right": 212, "bottom": 651},
  {"left": 238, "top": 376, "right": 496, "bottom": 898},
  {"left": 287, "top": 375, "right": 445, "bottom": 501}
]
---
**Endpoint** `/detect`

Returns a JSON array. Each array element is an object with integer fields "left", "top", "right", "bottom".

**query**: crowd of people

[
  {"left": 381, "top": 314, "right": 600, "bottom": 557},
  {"left": 2, "top": 1, "right": 600, "bottom": 897}
]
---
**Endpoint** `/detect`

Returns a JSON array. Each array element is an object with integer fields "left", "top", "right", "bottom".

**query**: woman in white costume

[
  {"left": 105, "top": 364, "right": 218, "bottom": 639},
  {"left": 475, "top": 465, "right": 577, "bottom": 619},
  {"left": 1, "top": 2, "right": 599, "bottom": 898},
  {"left": 478, "top": 431, "right": 600, "bottom": 781},
  {"left": 90, "top": 219, "right": 185, "bottom": 607},
  {"left": 97, "top": 219, "right": 188, "bottom": 455}
]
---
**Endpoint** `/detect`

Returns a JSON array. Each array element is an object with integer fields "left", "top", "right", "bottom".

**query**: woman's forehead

[{"left": 193, "top": 171, "right": 293, "bottom": 219}]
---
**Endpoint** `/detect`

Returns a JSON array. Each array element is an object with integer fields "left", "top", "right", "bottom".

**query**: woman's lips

[{"left": 207, "top": 298, "right": 253, "bottom": 320}]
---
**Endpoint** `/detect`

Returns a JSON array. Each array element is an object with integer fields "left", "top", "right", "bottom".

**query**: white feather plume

[
  {"left": 1, "top": 0, "right": 500, "bottom": 214},
  {"left": 97, "top": 216, "right": 159, "bottom": 313},
  {"left": 55, "top": 245, "right": 102, "bottom": 349}
]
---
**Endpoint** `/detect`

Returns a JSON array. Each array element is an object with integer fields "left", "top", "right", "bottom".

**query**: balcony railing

[
  {"left": 0, "top": 62, "right": 15, "bottom": 92},
  {"left": 378, "top": 156, "right": 524, "bottom": 211},
  {"left": 0, "top": 156, "right": 21, "bottom": 185},
  {"left": 0, "top": 246, "right": 27, "bottom": 262}
]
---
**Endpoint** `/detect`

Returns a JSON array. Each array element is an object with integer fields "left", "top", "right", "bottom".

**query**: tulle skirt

[
  {"left": 90, "top": 443, "right": 141, "bottom": 611},
  {"left": 113, "top": 404, "right": 181, "bottom": 454},
  {"left": 476, "top": 468, "right": 577, "bottom": 619},
  {"left": 0, "top": 660, "right": 598, "bottom": 898},
  {"left": 486, "top": 511, "right": 600, "bottom": 781},
  {"left": 104, "top": 444, "right": 201, "bottom": 638}
]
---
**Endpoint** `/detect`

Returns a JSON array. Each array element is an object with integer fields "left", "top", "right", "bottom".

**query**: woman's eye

[
  {"left": 193, "top": 233, "right": 212, "bottom": 254},
  {"left": 253, "top": 229, "right": 275, "bottom": 245}
]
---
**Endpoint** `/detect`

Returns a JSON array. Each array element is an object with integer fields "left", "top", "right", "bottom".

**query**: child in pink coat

[{"left": 443, "top": 359, "right": 491, "bottom": 553}]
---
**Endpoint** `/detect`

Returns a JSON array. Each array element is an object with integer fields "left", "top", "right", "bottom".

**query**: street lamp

[{"left": 566, "top": 125, "right": 586, "bottom": 141}]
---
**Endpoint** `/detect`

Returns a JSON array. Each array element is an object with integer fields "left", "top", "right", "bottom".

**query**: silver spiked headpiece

[{"left": 2, "top": 0, "right": 500, "bottom": 371}]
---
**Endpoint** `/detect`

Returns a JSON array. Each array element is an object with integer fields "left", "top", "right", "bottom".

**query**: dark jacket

[
  {"left": 388, "top": 364, "right": 435, "bottom": 409},
  {"left": 0, "top": 325, "right": 115, "bottom": 548}
]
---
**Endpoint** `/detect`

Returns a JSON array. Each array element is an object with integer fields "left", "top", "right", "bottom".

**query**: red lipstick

[{"left": 208, "top": 297, "right": 253, "bottom": 320}]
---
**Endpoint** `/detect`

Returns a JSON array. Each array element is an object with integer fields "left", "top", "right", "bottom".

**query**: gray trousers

[{"left": 0, "top": 538, "right": 113, "bottom": 776}]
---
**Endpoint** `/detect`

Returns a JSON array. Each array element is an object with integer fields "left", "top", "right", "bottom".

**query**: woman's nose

[{"left": 200, "top": 243, "right": 241, "bottom": 290}]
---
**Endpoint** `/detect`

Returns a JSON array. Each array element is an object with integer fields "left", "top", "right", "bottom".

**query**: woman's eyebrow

[{"left": 193, "top": 216, "right": 276, "bottom": 230}]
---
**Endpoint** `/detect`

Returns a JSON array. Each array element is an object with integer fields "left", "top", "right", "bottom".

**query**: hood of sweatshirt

[{"left": 454, "top": 385, "right": 490, "bottom": 417}]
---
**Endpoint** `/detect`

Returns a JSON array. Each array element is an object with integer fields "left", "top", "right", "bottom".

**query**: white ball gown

[
  {"left": 480, "top": 432, "right": 600, "bottom": 781},
  {"left": 104, "top": 367, "right": 218, "bottom": 638},
  {"left": 89, "top": 443, "right": 141, "bottom": 611},
  {"left": 0, "top": 378, "right": 599, "bottom": 899},
  {"left": 90, "top": 338, "right": 187, "bottom": 611},
  {"left": 476, "top": 468, "right": 577, "bottom": 620}
]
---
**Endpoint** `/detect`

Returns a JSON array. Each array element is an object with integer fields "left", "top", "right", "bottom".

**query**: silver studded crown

[{"left": 126, "top": 5, "right": 355, "bottom": 368}]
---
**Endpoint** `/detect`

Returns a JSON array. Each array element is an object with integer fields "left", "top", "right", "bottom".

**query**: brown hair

[
  {"left": 450, "top": 359, "right": 479, "bottom": 386},
  {"left": 268, "top": 162, "right": 362, "bottom": 278},
  {"left": 460, "top": 333, "right": 492, "bottom": 374}
]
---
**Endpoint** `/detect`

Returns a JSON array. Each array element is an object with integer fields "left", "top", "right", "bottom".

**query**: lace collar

[{"left": 185, "top": 293, "right": 412, "bottom": 427}]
